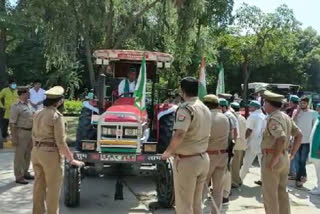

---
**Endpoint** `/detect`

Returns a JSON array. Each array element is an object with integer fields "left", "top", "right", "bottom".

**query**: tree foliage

[{"left": 1, "top": 0, "right": 320, "bottom": 97}]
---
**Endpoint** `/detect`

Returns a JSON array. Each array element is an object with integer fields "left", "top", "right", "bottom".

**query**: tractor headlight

[
  {"left": 102, "top": 126, "right": 117, "bottom": 137},
  {"left": 123, "top": 127, "right": 138, "bottom": 138}
]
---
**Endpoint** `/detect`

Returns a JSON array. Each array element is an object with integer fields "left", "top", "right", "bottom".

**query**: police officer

[
  {"left": 203, "top": 94, "right": 230, "bottom": 214},
  {"left": 9, "top": 86, "right": 34, "bottom": 184},
  {"left": 230, "top": 102, "right": 247, "bottom": 188},
  {"left": 219, "top": 98, "right": 238, "bottom": 204},
  {"left": 162, "top": 77, "right": 211, "bottom": 214},
  {"left": 261, "top": 90, "right": 302, "bottom": 214},
  {"left": 31, "top": 86, "right": 84, "bottom": 214}
]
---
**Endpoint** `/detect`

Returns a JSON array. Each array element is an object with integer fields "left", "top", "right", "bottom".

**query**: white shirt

[
  {"left": 118, "top": 79, "right": 136, "bottom": 96},
  {"left": 224, "top": 111, "right": 240, "bottom": 139},
  {"left": 29, "top": 88, "right": 46, "bottom": 111},
  {"left": 246, "top": 109, "right": 266, "bottom": 152},
  {"left": 293, "top": 109, "right": 317, "bottom": 144}
]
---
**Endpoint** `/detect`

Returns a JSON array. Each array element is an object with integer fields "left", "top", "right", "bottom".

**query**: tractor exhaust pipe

[{"left": 97, "top": 74, "right": 106, "bottom": 113}]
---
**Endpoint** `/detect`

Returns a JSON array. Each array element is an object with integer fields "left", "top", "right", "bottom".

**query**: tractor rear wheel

[
  {"left": 157, "top": 113, "right": 175, "bottom": 153},
  {"left": 156, "top": 158, "right": 175, "bottom": 208},
  {"left": 64, "top": 162, "right": 81, "bottom": 207},
  {"left": 75, "top": 107, "right": 97, "bottom": 151}
]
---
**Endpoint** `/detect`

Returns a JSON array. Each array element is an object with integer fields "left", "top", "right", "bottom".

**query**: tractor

[{"left": 64, "top": 50, "right": 176, "bottom": 208}]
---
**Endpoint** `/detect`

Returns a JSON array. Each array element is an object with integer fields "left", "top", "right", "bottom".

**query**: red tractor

[{"left": 64, "top": 50, "right": 176, "bottom": 208}]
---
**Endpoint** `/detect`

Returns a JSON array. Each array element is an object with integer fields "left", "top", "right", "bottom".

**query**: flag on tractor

[
  {"left": 198, "top": 55, "right": 207, "bottom": 100},
  {"left": 134, "top": 53, "right": 147, "bottom": 111},
  {"left": 216, "top": 63, "right": 225, "bottom": 95}
]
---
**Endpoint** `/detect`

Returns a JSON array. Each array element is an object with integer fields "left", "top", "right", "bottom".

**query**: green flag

[
  {"left": 216, "top": 63, "right": 225, "bottom": 95},
  {"left": 134, "top": 53, "right": 147, "bottom": 111},
  {"left": 198, "top": 55, "right": 207, "bottom": 100}
]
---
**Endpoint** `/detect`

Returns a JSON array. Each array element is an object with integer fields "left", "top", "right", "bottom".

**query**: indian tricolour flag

[
  {"left": 216, "top": 63, "right": 225, "bottom": 95},
  {"left": 134, "top": 52, "right": 147, "bottom": 111},
  {"left": 198, "top": 55, "right": 207, "bottom": 100}
]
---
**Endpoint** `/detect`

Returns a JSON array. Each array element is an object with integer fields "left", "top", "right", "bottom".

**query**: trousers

[
  {"left": 14, "top": 129, "right": 32, "bottom": 178},
  {"left": 240, "top": 148, "right": 262, "bottom": 181},
  {"left": 174, "top": 153, "right": 209, "bottom": 214},
  {"left": 262, "top": 154, "right": 290, "bottom": 214},
  {"left": 204, "top": 153, "right": 228, "bottom": 214},
  {"left": 231, "top": 150, "right": 245, "bottom": 185},
  {"left": 31, "top": 146, "right": 64, "bottom": 214},
  {"left": 295, "top": 144, "right": 310, "bottom": 181}
]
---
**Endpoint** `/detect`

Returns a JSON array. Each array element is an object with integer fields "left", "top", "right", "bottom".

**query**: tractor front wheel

[
  {"left": 64, "top": 162, "right": 81, "bottom": 207},
  {"left": 156, "top": 158, "right": 175, "bottom": 208}
]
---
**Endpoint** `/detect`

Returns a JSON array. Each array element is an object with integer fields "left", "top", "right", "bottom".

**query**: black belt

[
  {"left": 35, "top": 141, "right": 57, "bottom": 147},
  {"left": 18, "top": 127, "right": 32, "bottom": 131}
]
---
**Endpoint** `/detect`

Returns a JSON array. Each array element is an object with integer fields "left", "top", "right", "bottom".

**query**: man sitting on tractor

[{"left": 118, "top": 68, "right": 137, "bottom": 97}]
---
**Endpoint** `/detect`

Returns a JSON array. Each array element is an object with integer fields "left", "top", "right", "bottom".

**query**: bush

[{"left": 64, "top": 100, "right": 83, "bottom": 115}]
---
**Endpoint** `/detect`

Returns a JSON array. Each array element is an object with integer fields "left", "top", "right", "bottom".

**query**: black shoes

[
  {"left": 16, "top": 179, "right": 28, "bottom": 185},
  {"left": 24, "top": 174, "right": 35, "bottom": 180}
]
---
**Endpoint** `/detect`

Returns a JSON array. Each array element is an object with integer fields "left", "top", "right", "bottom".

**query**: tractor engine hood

[{"left": 104, "top": 98, "right": 148, "bottom": 123}]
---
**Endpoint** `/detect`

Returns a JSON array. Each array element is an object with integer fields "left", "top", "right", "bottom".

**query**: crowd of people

[
  {"left": 1, "top": 76, "right": 320, "bottom": 214},
  {"left": 161, "top": 77, "right": 320, "bottom": 214}
]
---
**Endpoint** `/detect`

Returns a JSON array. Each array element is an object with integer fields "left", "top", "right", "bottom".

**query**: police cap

[
  {"left": 17, "top": 86, "right": 30, "bottom": 93},
  {"left": 218, "top": 93, "right": 232, "bottom": 99},
  {"left": 45, "top": 86, "right": 65, "bottom": 99},
  {"left": 203, "top": 94, "right": 219, "bottom": 104},
  {"left": 262, "top": 90, "right": 284, "bottom": 103}
]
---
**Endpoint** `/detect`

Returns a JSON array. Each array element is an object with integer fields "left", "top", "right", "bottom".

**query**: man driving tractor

[{"left": 118, "top": 67, "right": 137, "bottom": 97}]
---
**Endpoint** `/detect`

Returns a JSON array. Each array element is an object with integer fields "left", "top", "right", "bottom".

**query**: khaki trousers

[
  {"left": 231, "top": 150, "right": 245, "bottom": 185},
  {"left": 173, "top": 153, "right": 209, "bottom": 214},
  {"left": 223, "top": 170, "right": 231, "bottom": 198},
  {"left": 31, "top": 146, "right": 64, "bottom": 214},
  {"left": 14, "top": 129, "right": 32, "bottom": 178},
  {"left": 204, "top": 153, "right": 228, "bottom": 214},
  {"left": 262, "top": 154, "right": 290, "bottom": 214}
]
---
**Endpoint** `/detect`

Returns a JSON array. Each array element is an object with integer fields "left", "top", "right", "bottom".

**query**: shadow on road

[{"left": 0, "top": 181, "right": 17, "bottom": 194}]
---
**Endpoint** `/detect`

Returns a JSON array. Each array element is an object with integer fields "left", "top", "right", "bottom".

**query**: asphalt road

[{"left": 0, "top": 150, "right": 320, "bottom": 214}]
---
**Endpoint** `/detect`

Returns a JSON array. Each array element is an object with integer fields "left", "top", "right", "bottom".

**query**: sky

[
  {"left": 8, "top": 0, "right": 320, "bottom": 32},
  {"left": 234, "top": 0, "right": 320, "bottom": 32}
]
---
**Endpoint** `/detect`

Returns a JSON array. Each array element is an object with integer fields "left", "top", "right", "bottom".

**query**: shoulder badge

[
  {"left": 178, "top": 114, "right": 186, "bottom": 121},
  {"left": 270, "top": 124, "right": 278, "bottom": 130}
]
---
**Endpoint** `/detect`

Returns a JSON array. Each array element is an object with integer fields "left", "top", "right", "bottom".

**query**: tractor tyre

[
  {"left": 75, "top": 107, "right": 97, "bottom": 151},
  {"left": 157, "top": 113, "right": 175, "bottom": 153},
  {"left": 156, "top": 158, "right": 175, "bottom": 208},
  {"left": 64, "top": 162, "right": 81, "bottom": 207}
]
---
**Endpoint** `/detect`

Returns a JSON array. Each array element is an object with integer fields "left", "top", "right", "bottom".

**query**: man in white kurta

[
  {"left": 240, "top": 100, "right": 266, "bottom": 183},
  {"left": 29, "top": 80, "right": 46, "bottom": 112}
]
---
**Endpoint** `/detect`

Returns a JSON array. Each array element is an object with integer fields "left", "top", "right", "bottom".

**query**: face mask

[{"left": 10, "top": 84, "right": 17, "bottom": 89}]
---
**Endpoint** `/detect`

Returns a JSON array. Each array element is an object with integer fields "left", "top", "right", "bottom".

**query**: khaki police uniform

[
  {"left": 31, "top": 86, "right": 66, "bottom": 214},
  {"left": 173, "top": 97, "right": 211, "bottom": 214},
  {"left": 232, "top": 112, "right": 247, "bottom": 186},
  {"left": 203, "top": 95, "right": 230, "bottom": 214},
  {"left": 261, "top": 91, "right": 300, "bottom": 214},
  {"left": 9, "top": 87, "right": 33, "bottom": 180}
]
